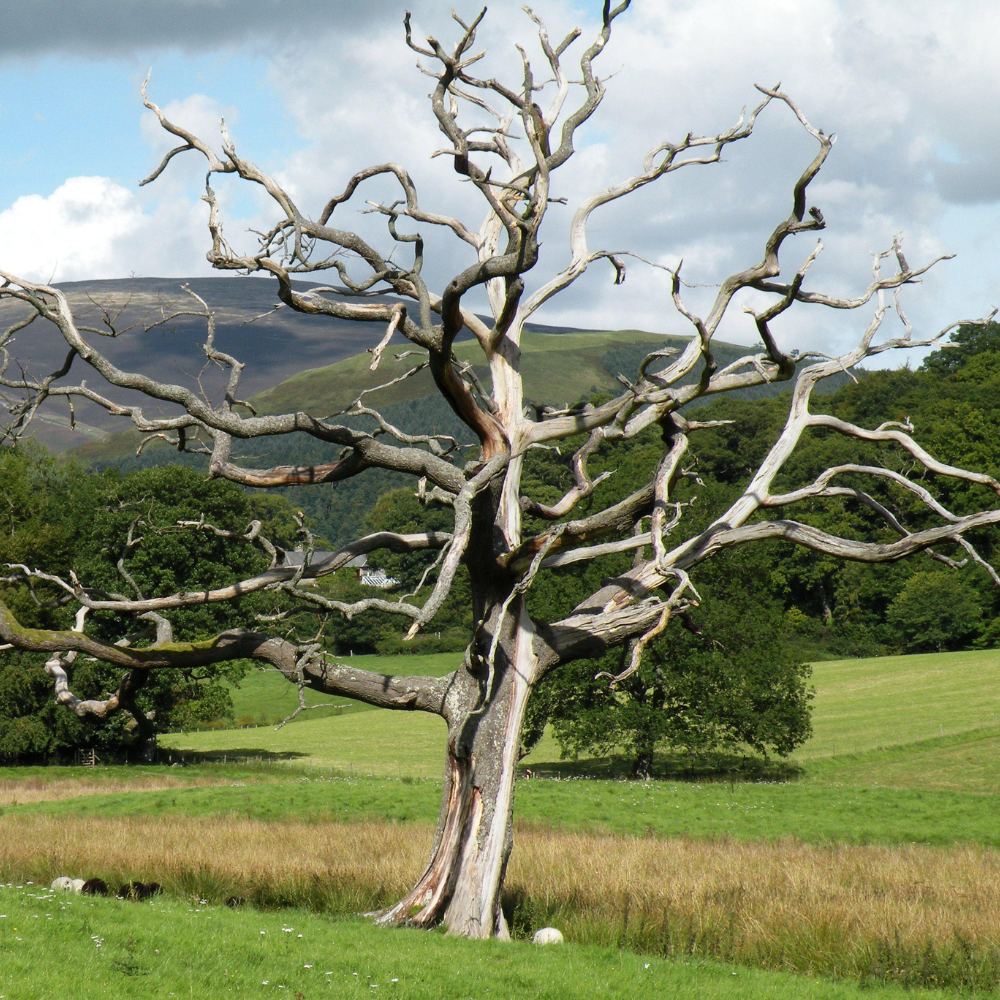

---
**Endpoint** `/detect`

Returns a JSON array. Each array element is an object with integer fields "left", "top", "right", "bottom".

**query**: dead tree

[{"left": 2, "top": 5, "right": 999, "bottom": 938}]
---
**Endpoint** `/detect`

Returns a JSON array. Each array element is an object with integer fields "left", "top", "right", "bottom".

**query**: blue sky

[
  {"left": 0, "top": 51, "right": 291, "bottom": 201},
  {"left": 1, "top": 0, "right": 998, "bottom": 361}
]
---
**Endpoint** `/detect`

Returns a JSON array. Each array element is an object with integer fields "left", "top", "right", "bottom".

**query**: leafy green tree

[
  {"left": 921, "top": 321, "right": 1000, "bottom": 377},
  {"left": 364, "top": 488, "right": 453, "bottom": 589},
  {"left": 526, "top": 551, "right": 813, "bottom": 776},
  {"left": 886, "top": 570, "right": 983, "bottom": 653},
  {"left": 0, "top": 455, "right": 301, "bottom": 760}
]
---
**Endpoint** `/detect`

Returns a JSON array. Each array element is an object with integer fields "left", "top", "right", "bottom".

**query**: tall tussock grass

[
  {"left": 4, "top": 813, "right": 1000, "bottom": 990},
  {"left": 507, "top": 831, "right": 1000, "bottom": 992}
]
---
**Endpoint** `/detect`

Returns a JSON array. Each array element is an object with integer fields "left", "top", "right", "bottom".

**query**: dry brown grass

[
  {"left": 2, "top": 814, "right": 1000, "bottom": 988},
  {"left": 0, "top": 814, "right": 422, "bottom": 913},
  {"left": 0, "top": 775, "right": 232, "bottom": 807},
  {"left": 513, "top": 831, "right": 1000, "bottom": 986}
]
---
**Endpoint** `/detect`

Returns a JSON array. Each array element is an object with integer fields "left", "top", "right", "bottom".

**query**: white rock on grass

[
  {"left": 50, "top": 877, "right": 73, "bottom": 892},
  {"left": 70, "top": 879, "right": 86, "bottom": 894},
  {"left": 532, "top": 927, "right": 564, "bottom": 945}
]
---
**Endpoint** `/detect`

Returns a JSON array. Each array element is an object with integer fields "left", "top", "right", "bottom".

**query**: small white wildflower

[
  {"left": 260, "top": 930, "right": 266, "bottom": 935},
  {"left": 304, "top": 964, "right": 313, "bottom": 968},
  {"left": 297, "top": 933, "right": 303, "bottom": 938}
]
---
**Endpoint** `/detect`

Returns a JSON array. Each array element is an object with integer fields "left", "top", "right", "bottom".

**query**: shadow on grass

[
  {"left": 522, "top": 750, "right": 803, "bottom": 783},
  {"left": 159, "top": 749, "right": 308, "bottom": 766}
]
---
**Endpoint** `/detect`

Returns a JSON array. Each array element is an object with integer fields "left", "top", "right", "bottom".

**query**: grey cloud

[
  {"left": 0, "top": 0, "right": 437, "bottom": 58},
  {"left": 933, "top": 159, "right": 1000, "bottom": 206}
]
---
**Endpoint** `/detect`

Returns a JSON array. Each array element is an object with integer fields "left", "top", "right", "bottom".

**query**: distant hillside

[
  {"left": 0, "top": 275, "right": 594, "bottom": 453},
  {"left": 69, "top": 323, "right": 817, "bottom": 468},
  {"left": 68, "top": 326, "right": 671, "bottom": 469},
  {"left": 69, "top": 319, "right": 850, "bottom": 547},
  {"left": 250, "top": 328, "right": 669, "bottom": 417}
]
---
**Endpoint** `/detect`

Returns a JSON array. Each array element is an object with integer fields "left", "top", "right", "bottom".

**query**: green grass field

[
  {"left": 796, "top": 648, "right": 1000, "bottom": 758},
  {"left": 814, "top": 727, "right": 1000, "bottom": 792},
  {"left": 224, "top": 653, "right": 461, "bottom": 727},
  {"left": 9, "top": 646, "right": 1000, "bottom": 998},
  {"left": 166, "top": 709, "right": 452, "bottom": 775},
  {"left": 0, "top": 884, "right": 961, "bottom": 1000},
  {"left": 167, "top": 648, "right": 1000, "bottom": 782},
  {"left": 11, "top": 765, "right": 1000, "bottom": 848}
]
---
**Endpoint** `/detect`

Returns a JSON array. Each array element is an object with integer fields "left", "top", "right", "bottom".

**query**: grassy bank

[
  {"left": 3, "top": 817, "right": 1000, "bottom": 992},
  {"left": 0, "top": 885, "right": 953, "bottom": 1000},
  {"left": 10, "top": 765, "right": 1000, "bottom": 847},
  {"left": 0, "top": 762, "right": 288, "bottom": 807}
]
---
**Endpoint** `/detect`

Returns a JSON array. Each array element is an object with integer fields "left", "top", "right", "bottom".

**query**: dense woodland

[{"left": 2, "top": 324, "right": 999, "bottom": 765}]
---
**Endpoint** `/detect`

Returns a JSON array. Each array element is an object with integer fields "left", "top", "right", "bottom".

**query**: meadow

[
  {"left": 3, "top": 647, "right": 1000, "bottom": 996},
  {"left": 0, "top": 883, "right": 953, "bottom": 1000},
  {"left": 170, "top": 647, "right": 1000, "bottom": 777}
]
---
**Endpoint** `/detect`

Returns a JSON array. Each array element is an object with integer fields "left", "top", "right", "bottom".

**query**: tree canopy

[{"left": 0, "top": 452, "right": 299, "bottom": 759}]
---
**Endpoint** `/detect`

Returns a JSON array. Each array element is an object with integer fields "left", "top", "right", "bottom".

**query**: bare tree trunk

[
  {"left": 379, "top": 593, "right": 538, "bottom": 938},
  {"left": 631, "top": 745, "right": 655, "bottom": 780}
]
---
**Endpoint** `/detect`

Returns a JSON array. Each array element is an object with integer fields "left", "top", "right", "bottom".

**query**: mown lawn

[
  {"left": 813, "top": 727, "right": 1000, "bottom": 793},
  {"left": 163, "top": 709, "right": 452, "bottom": 776},
  {"left": 224, "top": 653, "right": 462, "bottom": 727},
  {"left": 797, "top": 648, "right": 1000, "bottom": 758},
  {"left": 165, "top": 647, "right": 1000, "bottom": 782},
  {"left": 0, "top": 885, "right": 960, "bottom": 1000}
]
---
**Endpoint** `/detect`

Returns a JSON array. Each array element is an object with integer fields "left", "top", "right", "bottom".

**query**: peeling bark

[{"left": 379, "top": 603, "right": 538, "bottom": 937}]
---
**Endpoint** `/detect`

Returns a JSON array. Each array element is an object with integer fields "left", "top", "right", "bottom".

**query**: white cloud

[
  {"left": 139, "top": 92, "right": 235, "bottom": 162},
  {"left": 0, "top": 90, "right": 275, "bottom": 284},
  {"left": 0, "top": 176, "right": 144, "bottom": 282},
  {"left": 3, "top": 1, "right": 999, "bottom": 362},
  {"left": 252, "top": 0, "right": 998, "bottom": 355}
]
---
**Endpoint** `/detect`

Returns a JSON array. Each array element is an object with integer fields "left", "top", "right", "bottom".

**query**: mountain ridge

[{"left": 2, "top": 275, "right": 664, "bottom": 452}]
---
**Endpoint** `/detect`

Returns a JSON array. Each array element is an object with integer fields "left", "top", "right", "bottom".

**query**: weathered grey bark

[
  {"left": 2, "top": 4, "right": 1000, "bottom": 940},
  {"left": 380, "top": 609, "right": 536, "bottom": 936}
]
